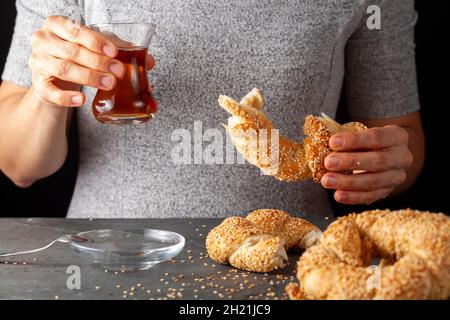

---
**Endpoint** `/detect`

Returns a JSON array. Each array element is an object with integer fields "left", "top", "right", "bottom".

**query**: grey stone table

[{"left": 0, "top": 217, "right": 332, "bottom": 300}]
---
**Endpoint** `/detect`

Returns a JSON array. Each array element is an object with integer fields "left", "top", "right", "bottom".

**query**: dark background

[{"left": 0, "top": 1, "right": 449, "bottom": 217}]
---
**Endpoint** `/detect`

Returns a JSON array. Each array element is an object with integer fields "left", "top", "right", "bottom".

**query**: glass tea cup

[{"left": 90, "top": 23, "right": 157, "bottom": 124}]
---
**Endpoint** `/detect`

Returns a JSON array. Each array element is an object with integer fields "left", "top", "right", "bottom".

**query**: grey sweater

[{"left": 2, "top": 0, "right": 420, "bottom": 218}]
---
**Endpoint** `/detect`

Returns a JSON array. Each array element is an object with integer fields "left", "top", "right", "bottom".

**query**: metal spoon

[{"left": 0, "top": 234, "right": 92, "bottom": 258}]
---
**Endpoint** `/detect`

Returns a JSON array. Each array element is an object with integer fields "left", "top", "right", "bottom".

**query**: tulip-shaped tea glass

[{"left": 90, "top": 23, "right": 157, "bottom": 124}]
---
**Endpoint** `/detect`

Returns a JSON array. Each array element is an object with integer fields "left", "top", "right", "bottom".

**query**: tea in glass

[{"left": 90, "top": 23, "right": 157, "bottom": 124}]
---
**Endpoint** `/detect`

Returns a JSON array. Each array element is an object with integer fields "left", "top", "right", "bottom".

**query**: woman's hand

[
  {"left": 320, "top": 125, "right": 414, "bottom": 205},
  {"left": 28, "top": 15, "right": 155, "bottom": 107}
]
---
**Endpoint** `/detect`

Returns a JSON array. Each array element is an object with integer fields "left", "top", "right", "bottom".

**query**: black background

[{"left": 0, "top": 1, "right": 449, "bottom": 217}]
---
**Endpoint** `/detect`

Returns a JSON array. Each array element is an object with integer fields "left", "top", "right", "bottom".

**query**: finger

[
  {"left": 329, "top": 126, "right": 408, "bottom": 151},
  {"left": 33, "top": 32, "right": 124, "bottom": 78},
  {"left": 32, "top": 71, "right": 85, "bottom": 107},
  {"left": 146, "top": 53, "right": 155, "bottom": 70},
  {"left": 43, "top": 16, "right": 118, "bottom": 57},
  {"left": 321, "top": 170, "right": 407, "bottom": 191},
  {"left": 324, "top": 150, "right": 408, "bottom": 172},
  {"left": 334, "top": 188, "right": 393, "bottom": 205},
  {"left": 37, "top": 54, "right": 116, "bottom": 90}
]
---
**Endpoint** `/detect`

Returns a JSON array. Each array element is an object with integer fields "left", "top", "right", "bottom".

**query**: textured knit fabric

[{"left": 2, "top": 0, "right": 420, "bottom": 218}]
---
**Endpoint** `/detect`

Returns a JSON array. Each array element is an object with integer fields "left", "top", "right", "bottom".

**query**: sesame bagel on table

[
  {"left": 205, "top": 209, "right": 321, "bottom": 273},
  {"left": 286, "top": 209, "right": 450, "bottom": 300},
  {"left": 206, "top": 208, "right": 450, "bottom": 300}
]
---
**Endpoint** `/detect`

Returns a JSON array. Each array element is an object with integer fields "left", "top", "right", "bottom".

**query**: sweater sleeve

[
  {"left": 344, "top": 0, "right": 420, "bottom": 119},
  {"left": 1, "top": 0, "right": 83, "bottom": 87}
]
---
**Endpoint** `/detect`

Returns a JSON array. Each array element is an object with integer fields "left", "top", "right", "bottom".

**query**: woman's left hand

[{"left": 320, "top": 125, "right": 414, "bottom": 205}]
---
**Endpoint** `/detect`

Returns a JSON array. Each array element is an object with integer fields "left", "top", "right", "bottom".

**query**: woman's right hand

[{"left": 28, "top": 15, "right": 126, "bottom": 107}]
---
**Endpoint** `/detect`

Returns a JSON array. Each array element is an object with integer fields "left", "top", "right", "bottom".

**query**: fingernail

[
  {"left": 70, "top": 95, "right": 83, "bottom": 105},
  {"left": 326, "top": 156, "right": 340, "bottom": 169},
  {"left": 109, "top": 63, "right": 124, "bottom": 77},
  {"left": 146, "top": 55, "right": 155, "bottom": 70},
  {"left": 331, "top": 136, "right": 344, "bottom": 148},
  {"left": 102, "top": 45, "right": 116, "bottom": 57},
  {"left": 101, "top": 76, "right": 114, "bottom": 89},
  {"left": 338, "top": 192, "right": 348, "bottom": 201},
  {"left": 325, "top": 176, "right": 338, "bottom": 188}
]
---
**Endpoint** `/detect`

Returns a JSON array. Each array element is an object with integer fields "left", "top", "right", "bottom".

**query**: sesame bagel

[
  {"left": 286, "top": 209, "right": 450, "bottom": 300},
  {"left": 206, "top": 209, "right": 321, "bottom": 273},
  {"left": 218, "top": 88, "right": 367, "bottom": 183}
]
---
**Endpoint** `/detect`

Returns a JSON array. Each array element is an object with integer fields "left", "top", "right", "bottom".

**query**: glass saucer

[{"left": 69, "top": 229, "right": 185, "bottom": 271}]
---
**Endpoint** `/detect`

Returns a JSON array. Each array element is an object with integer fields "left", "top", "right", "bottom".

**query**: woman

[{"left": 0, "top": 0, "right": 424, "bottom": 218}]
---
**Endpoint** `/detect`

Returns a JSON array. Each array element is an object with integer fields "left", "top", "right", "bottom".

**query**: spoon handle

[{"left": 0, "top": 240, "right": 57, "bottom": 258}]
